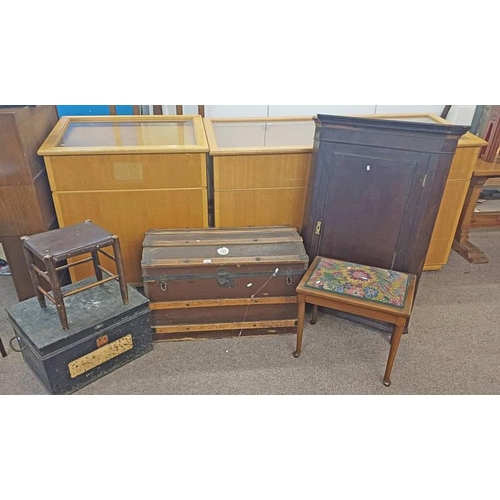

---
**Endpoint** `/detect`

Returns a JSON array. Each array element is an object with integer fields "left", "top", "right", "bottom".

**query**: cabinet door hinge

[{"left": 315, "top": 220, "right": 322, "bottom": 236}]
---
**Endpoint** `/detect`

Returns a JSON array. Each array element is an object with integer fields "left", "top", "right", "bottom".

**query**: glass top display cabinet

[
  {"left": 203, "top": 116, "right": 315, "bottom": 230},
  {"left": 38, "top": 115, "right": 209, "bottom": 284}
]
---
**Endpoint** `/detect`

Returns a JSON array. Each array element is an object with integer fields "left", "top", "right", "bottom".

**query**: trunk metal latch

[
  {"left": 159, "top": 274, "right": 168, "bottom": 292},
  {"left": 285, "top": 270, "right": 293, "bottom": 286},
  {"left": 217, "top": 268, "right": 234, "bottom": 288}
]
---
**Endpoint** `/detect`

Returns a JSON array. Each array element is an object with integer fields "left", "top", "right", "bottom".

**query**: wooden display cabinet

[
  {"left": 38, "top": 115, "right": 209, "bottom": 284},
  {"left": 204, "top": 116, "right": 315, "bottom": 229}
]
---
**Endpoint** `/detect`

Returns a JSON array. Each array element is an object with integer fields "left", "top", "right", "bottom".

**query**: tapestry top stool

[
  {"left": 294, "top": 256, "right": 416, "bottom": 387},
  {"left": 21, "top": 220, "right": 128, "bottom": 330}
]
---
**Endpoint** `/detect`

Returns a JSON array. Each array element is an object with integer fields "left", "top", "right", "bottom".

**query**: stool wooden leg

[
  {"left": 44, "top": 256, "right": 69, "bottom": 330},
  {"left": 293, "top": 295, "right": 306, "bottom": 359},
  {"left": 0, "top": 337, "right": 7, "bottom": 358},
  {"left": 21, "top": 238, "right": 46, "bottom": 309},
  {"left": 310, "top": 305, "right": 318, "bottom": 325},
  {"left": 91, "top": 250, "right": 103, "bottom": 281},
  {"left": 383, "top": 317, "right": 406, "bottom": 387},
  {"left": 112, "top": 236, "right": 128, "bottom": 305}
]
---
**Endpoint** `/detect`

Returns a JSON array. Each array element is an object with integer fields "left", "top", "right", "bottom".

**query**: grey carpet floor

[{"left": 1, "top": 229, "right": 499, "bottom": 395}]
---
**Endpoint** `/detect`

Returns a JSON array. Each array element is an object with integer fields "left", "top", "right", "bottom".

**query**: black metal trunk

[{"left": 6, "top": 278, "right": 152, "bottom": 395}]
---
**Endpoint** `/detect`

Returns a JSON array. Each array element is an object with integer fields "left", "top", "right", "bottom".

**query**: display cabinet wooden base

[
  {"left": 204, "top": 117, "right": 315, "bottom": 229},
  {"left": 38, "top": 115, "right": 209, "bottom": 284}
]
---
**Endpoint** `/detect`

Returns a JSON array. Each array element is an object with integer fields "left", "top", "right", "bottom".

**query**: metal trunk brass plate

[{"left": 68, "top": 334, "right": 133, "bottom": 378}]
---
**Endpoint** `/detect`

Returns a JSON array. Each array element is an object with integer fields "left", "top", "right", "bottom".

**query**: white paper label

[{"left": 217, "top": 247, "right": 230, "bottom": 256}]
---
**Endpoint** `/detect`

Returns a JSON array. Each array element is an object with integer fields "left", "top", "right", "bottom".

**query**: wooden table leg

[
  {"left": 383, "top": 317, "right": 406, "bottom": 387},
  {"left": 293, "top": 295, "right": 306, "bottom": 359},
  {"left": 453, "top": 175, "right": 489, "bottom": 264}
]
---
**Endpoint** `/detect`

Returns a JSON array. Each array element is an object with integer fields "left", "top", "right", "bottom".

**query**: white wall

[
  {"left": 202, "top": 104, "right": 451, "bottom": 119},
  {"left": 153, "top": 105, "right": 477, "bottom": 126},
  {"left": 204, "top": 105, "right": 269, "bottom": 118},
  {"left": 268, "top": 105, "right": 377, "bottom": 116},
  {"left": 374, "top": 105, "right": 445, "bottom": 115},
  {"left": 443, "top": 105, "right": 477, "bottom": 125}
]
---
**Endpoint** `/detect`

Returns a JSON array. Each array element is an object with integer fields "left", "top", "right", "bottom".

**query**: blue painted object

[{"left": 56, "top": 105, "right": 135, "bottom": 117}]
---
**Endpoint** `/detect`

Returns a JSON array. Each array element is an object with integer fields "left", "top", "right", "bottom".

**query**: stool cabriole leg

[
  {"left": 44, "top": 255, "right": 69, "bottom": 330},
  {"left": 383, "top": 317, "right": 406, "bottom": 387},
  {"left": 293, "top": 296, "right": 306, "bottom": 358},
  {"left": 310, "top": 304, "right": 318, "bottom": 325},
  {"left": 112, "top": 236, "right": 128, "bottom": 304},
  {"left": 21, "top": 237, "right": 46, "bottom": 309}
]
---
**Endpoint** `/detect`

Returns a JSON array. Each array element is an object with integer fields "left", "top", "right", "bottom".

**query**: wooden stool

[
  {"left": 21, "top": 220, "right": 128, "bottom": 330},
  {"left": 294, "top": 256, "right": 416, "bottom": 387}
]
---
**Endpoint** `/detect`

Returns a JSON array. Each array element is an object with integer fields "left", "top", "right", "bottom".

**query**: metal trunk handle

[{"left": 9, "top": 334, "right": 27, "bottom": 353}]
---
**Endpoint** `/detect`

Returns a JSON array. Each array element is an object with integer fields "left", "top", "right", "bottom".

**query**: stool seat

[
  {"left": 294, "top": 256, "right": 416, "bottom": 387},
  {"left": 302, "top": 257, "right": 413, "bottom": 315},
  {"left": 21, "top": 220, "right": 128, "bottom": 331},
  {"left": 23, "top": 221, "right": 115, "bottom": 261}
]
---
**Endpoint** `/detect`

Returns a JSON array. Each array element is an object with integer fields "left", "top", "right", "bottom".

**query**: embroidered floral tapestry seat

[{"left": 304, "top": 257, "right": 410, "bottom": 309}]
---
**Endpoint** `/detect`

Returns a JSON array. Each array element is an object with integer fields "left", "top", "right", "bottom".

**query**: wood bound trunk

[{"left": 141, "top": 226, "right": 309, "bottom": 341}]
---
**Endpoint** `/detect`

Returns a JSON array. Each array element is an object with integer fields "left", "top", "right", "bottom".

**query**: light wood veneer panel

[
  {"left": 54, "top": 189, "right": 208, "bottom": 282},
  {"left": 46, "top": 153, "right": 206, "bottom": 191}
]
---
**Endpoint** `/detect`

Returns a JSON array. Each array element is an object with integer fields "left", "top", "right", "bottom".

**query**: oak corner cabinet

[
  {"left": 203, "top": 116, "right": 315, "bottom": 229},
  {"left": 38, "top": 115, "right": 209, "bottom": 284},
  {"left": 302, "top": 114, "right": 470, "bottom": 283}
]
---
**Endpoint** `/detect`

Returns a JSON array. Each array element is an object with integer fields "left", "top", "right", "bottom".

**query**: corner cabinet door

[{"left": 317, "top": 152, "right": 422, "bottom": 270}]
